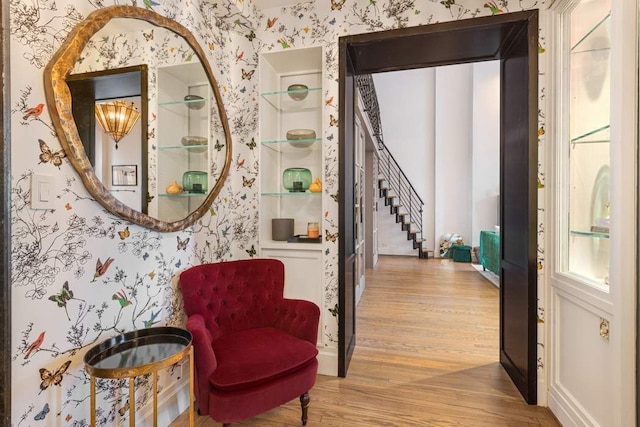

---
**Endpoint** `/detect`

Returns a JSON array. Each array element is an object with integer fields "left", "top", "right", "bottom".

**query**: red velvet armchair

[{"left": 179, "top": 259, "right": 320, "bottom": 426}]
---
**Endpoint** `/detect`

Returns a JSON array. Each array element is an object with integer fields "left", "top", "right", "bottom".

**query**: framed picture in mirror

[{"left": 112, "top": 165, "right": 138, "bottom": 186}]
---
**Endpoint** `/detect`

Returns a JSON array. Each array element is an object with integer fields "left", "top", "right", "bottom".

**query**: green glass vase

[{"left": 283, "top": 168, "right": 312, "bottom": 192}]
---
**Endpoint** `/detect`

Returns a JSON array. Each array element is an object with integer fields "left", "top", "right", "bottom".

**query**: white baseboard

[
  {"left": 317, "top": 346, "right": 338, "bottom": 376},
  {"left": 135, "top": 376, "right": 191, "bottom": 427},
  {"left": 549, "top": 386, "right": 598, "bottom": 427}
]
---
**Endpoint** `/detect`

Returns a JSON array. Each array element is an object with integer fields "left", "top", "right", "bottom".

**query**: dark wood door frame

[
  {"left": 1, "top": 0, "right": 11, "bottom": 423},
  {"left": 339, "top": 10, "right": 539, "bottom": 403}
]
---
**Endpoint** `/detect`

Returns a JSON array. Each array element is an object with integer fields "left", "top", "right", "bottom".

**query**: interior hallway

[{"left": 172, "top": 256, "right": 560, "bottom": 426}]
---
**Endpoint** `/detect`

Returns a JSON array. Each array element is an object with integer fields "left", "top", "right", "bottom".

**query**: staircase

[{"left": 356, "top": 74, "right": 430, "bottom": 258}]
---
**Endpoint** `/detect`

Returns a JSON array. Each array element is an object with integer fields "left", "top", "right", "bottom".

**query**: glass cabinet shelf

[
  {"left": 571, "top": 124, "right": 610, "bottom": 144},
  {"left": 158, "top": 193, "right": 207, "bottom": 198},
  {"left": 159, "top": 98, "right": 208, "bottom": 108},
  {"left": 260, "top": 87, "right": 322, "bottom": 112},
  {"left": 261, "top": 192, "right": 322, "bottom": 197},
  {"left": 571, "top": 12, "right": 611, "bottom": 53},
  {"left": 570, "top": 229, "right": 610, "bottom": 239},
  {"left": 158, "top": 144, "right": 208, "bottom": 151},
  {"left": 261, "top": 138, "right": 322, "bottom": 152}
]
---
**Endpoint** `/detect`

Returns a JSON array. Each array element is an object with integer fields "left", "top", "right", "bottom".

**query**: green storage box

[{"left": 451, "top": 244, "right": 472, "bottom": 262}]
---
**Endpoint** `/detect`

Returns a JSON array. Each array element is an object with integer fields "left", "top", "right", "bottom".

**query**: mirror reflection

[{"left": 45, "top": 7, "right": 231, "bottom": 231}]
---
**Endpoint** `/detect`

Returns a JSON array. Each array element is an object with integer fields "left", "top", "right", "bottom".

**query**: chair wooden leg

[{"left": 300, "top": 391, "right": 310, "bottom": 426}]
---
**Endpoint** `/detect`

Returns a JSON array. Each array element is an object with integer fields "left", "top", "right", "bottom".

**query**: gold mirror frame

[{"left": 43, "top": 5, "right": 232, "bottom": 232}]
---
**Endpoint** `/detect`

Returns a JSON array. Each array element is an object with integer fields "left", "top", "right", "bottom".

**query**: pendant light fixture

[{"left": 94, "top": 100, "right": 140, "bottom": 149}]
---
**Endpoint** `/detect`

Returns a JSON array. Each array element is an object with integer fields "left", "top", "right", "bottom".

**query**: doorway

[{"left": 339, "top": 10, "right": 539, "bottom": 404}]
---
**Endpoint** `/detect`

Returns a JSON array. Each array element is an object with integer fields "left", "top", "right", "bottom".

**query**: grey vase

[{"left": 272, "top": 218, "right": 294, "bottom": 241}]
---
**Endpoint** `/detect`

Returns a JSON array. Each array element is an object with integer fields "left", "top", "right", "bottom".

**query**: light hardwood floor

[{"left": 171, "top": 256, "right": 560, "bottom": 426}]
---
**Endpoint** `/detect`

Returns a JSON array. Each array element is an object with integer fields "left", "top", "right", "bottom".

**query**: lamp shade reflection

[{"left": 95, "top": 100, "right": 141, "bottom": 148}]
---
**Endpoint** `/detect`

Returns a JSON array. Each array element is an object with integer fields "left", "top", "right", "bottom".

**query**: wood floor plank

[{"left": 171, "top": 256, "right": 560, "bottom": 426}]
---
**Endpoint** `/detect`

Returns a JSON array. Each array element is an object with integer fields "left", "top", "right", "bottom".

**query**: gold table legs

[{"left": 88, "top": 345, "right": 194, "bottom": 426}]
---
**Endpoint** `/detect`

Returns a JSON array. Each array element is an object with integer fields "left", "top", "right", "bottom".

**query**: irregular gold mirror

[{"left": 44, "top": 6, "right": 231, "bottom": 232}]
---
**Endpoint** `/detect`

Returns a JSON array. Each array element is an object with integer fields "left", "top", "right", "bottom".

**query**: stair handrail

[{"left": 355, "top": 74, "right": 425, "bottom": 249}]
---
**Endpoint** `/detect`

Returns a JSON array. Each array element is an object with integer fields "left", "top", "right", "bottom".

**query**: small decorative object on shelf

[
  {"left": 272, "top": 218, "right": 294, "bottom": 241},
  {"left": 287, "top": 84, "right": 309, "bottom": 101},
  {"left": 166, "top": 181, "right": 183, "bottom": 194},
  {"left": 181, "top": 135, "right": 208, "bottom": 146},
  {"left": 287, "top": 129, "right": 316, "bottom": 148},
  {"left": 307, "top": 222, "right": 320, "bottom": 238},
  {"left": 309, "top": 178, "right": 322, "bottom": 192},
  {"left": 182, "top": 171, "right": 208, "bottom": 193},
  {"left": 283, "top": 167, "right": 312, "bottom": 192},
  {"left": 183, "top": 94, "right": 205, "bottom": 110}
]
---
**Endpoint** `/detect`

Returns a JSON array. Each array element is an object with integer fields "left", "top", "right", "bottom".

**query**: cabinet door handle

[{"left": 599, "top": 318, "right": 610, "bottom": 340}]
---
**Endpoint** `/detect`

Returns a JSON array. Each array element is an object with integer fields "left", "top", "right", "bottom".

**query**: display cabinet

[
  {"left": 155, "top": 62, "right": 211, "bottom": 223},
  {"left": 563, "top": 0, "right": 611, "bottom": 287},
  {"left": 259, "top": 47, "right": 330, "bottom": 373},
  {"left": 259, "top": 47, "right": 323, "bottom": 247}
]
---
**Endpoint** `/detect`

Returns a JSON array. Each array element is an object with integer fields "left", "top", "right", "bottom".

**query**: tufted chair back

[{"left": 180, "top": 258, "right": 287, "bottom": 341}]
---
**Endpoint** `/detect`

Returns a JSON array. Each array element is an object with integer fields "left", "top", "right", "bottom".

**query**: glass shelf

[
  {"left": 261, "top": 191, "right": 322, "bottom": 196},
  {"left": 570, "top": 230, "right": 610, "bottom": 239},
  {"left": 570, "top": 124, "right": 610, "bottom": 145},
  {"left": 159, "top": 98, "right": 209, "bottom": 108},
  {"left": 158, "top": 144, "right": 209, "bottom": 151},
  {"left": 260, "top": 87, "right": 322, "bottom": 112},
  {"left": 158, "top": 193, "right": 207, "bottom": 198},
  {"left": 571, "top": 12, "right": 611, "bottom": 54},
  {"left": 261, "top": 138, "right": 322, "bottom": 152}
]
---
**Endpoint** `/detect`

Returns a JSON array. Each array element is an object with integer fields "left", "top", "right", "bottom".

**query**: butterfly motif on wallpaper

[
  {"left": 246, "top": 245, "right": 257, "bottom": 257},
  {"left": 39, "top": 360, "right": 71, "bottom": 392},
  {"left": 242, "top": 176, "right": 256, "bottom": 188},
  {"left": 245, "top": 30, "right": 256, "bottom": 41},
  {"left": 48, "top": 281, "right": 77, "bottom": 321},
  {"left": 329, "top": 115, "right": 338, "bottom": 127},
  {"left": 34, "top": 403, "right": 49, "bottom": 421},
  {"left": 241, "top": 69, "right": 255, "bottom": 80},
  {"left": 325, "top": 230, "right": 338, "bottom": 242},
  {"left": 118, "top": 226, "right": 130, "bottom": 240},
  {"left": 214, "top": 139, "right": 224, "bottom": 151},
  {"left": 246, "top": 137, "right": 256, "bottom": 150},
  {"left": 38, "top": 139, "right": 66, "bottom": 169},
  {"left": 143, "top": 29, "right": 154, "bottom": 41},
  {"left": 331, "top": 0, "right": 346, "bottom": 10},
  {"left": 330, "top": 192, "right": 339, "bottom": 203},
  {"left": 118, "top": 400, "right": 130, "bottom": 416},
  {"left": 177, "top": 236, "right": 190, "bottom": 251}
]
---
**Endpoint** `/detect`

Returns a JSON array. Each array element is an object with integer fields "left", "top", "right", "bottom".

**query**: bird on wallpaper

[
  {"left": 484, "top": 1, "right": 503, "bottom": 14},
  {"left": 143, "top": 309, "right": 162, "bottom": 328},
  {"left": 266, "top": 17, "right": 278, "bottom": 29},
  {"left": 24, "top": 331, "right": 46, "bottom": 359},
  {"left": 277, "top": 38, "right": 291, "bottom": 49},
  {"left": 91, "top": 257, "right": 115, "bottom": 282},
  {"left": 112, "top": 289, "right": 132, "bottom": 308},
  {"left": 143, "top": 0, "right": 160, "bottom": 10},
  {"left": 22, "top": 103, "right": 44, "bottom": 120}
]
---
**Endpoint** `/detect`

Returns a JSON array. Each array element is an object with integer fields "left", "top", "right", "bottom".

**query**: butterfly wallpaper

[{"left": 8, "top": 0, "right": 548, "bottom": 423}]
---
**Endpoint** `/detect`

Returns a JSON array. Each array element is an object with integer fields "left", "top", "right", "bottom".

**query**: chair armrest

[
  {"left": 274, "top": 299, "right": 320, "bottom": 345},
  {"left": 185, "top": 314, "right": 217, "bottom": 415}
]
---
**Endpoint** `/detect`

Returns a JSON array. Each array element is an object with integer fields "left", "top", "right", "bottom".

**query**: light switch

[{"left": 31, "top": 174, "right": 56, "bottom": 209}]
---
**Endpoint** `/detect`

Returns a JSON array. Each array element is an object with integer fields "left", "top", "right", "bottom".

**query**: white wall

[
  {"left": 471, "top": 61, "right": 500, "bottom": 247},
  {"left": 373, "top": 62, "right": 499, "bottom": 255},
  {"left": 373, "top": 69, "right": 435, "bottom": 255},
  {"left": 434, "top": 64, "right": 474, "bottom": 250}
]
